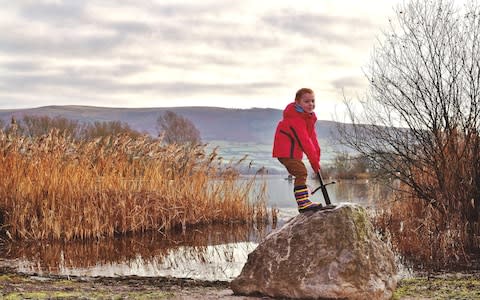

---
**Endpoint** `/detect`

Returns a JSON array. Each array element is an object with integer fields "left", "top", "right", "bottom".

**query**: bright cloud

[{"left": 0, "top": 0, "right": 403, "bottom": 120}]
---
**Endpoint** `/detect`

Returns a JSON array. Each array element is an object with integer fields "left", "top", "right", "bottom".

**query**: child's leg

[
  {"left": 278, "top": 158, "right": 322, "bottom": 212},
  {"left": 278, "top": 158, "right": 307, "bottom": 186}
]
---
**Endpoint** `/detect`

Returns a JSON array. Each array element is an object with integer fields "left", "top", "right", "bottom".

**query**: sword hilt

[{"left": 311, "top": 181, "right": 335, "bottom": 195}]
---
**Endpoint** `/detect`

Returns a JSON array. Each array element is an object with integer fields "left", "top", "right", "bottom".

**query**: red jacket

[{"left": 272, "top": 102, "right": 321, "bottom": 171}]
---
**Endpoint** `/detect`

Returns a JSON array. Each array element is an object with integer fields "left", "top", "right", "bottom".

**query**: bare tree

[
  {"left": 4, "top": 116, "right": 23, "bottom": 137},
  {"left": 339, "top": 0, "right": 480, "bottom": 263},
  {"left": 156, "top": 111, "right": 201, "bottom": 145},
  {"left": 81, "top": 120, "right": 143, "bottom": 139},
  {"left": 21, "top": 115, "right": 81, "bottom": 138}
]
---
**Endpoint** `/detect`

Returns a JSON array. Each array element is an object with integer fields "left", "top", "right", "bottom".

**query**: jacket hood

[{"left": 283, "top": 102, "right": 317, "bottom": 121}]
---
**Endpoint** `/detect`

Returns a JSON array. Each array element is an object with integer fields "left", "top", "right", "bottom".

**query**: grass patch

[
  {"left": 2, "top": 290, "right": 174, "bottom": 299},
  {"left": 0, "top": 274, "right": 33, "bottom": 283},
  {"left": 394, "top": 276, "right": 480, "bottom": 299}
]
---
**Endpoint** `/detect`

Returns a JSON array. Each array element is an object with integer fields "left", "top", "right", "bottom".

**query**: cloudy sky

[{"left": 0, "top": 0, "right": 402, "bottom": 120}]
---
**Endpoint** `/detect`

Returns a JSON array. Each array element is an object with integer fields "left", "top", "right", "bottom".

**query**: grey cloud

[
  {"left": 10, "top": 4, "right": 153, "bottom": 57},
  {"left": 111, "top": 64, "right": 147, "bottom": 76},
  {"left": 149, "top": 54, "right": 243, "bottom": 70},
  {"left": 150, "top": 22, "right": 188, "bottom": 41},
  {"left": 0, "top": 73, "right": 98, "bottom": 90},
  {"left": 331, "top": 76, "right": 367, "bottom": 90},
  {"left": 0, "top": 60, "right": 145, "bottom": 76},
  {"left": 4, "top": 2, "right": 278, "bottom": 61},
  {"left": 0, "top": 70, "right": 279, "bottom": 97},
  {"left": 0, "top": 61, "right": 148, "bottom": 96},
  {"left": 1, "top": 2, "right": 368, "bottom": 108},
  {"left": 263, "top": 11, "right": 376, "bottom": 44},
  {"left": 154, "top": 4, "right": 215, "bottom": 17},
  {"left": 108, "top": 21, "right": 153, "bottom": 36},
  {"left": 195, "top": 53, "right": 243, "bottom": 66},
  {"left": 150, "top": 20, "right": 279, "bottom": 51},
  {"left": 138, "top": 50, "right": 249, "bottom": 71},
  {"left": 20, "top": 1, "right": 87, "bottom": 22},
  {"left": 60, "top": 64, "right": 147, "bottom": 78},
  {"left": 141, "top": 3, "right": 280, "bottom": 51},
  {"left": 0, "top": 31, "right": 125, "bottom": 57},
  {"left": 19, "top": 2, "right": 153, "bottom": 36},
  {"left": 1, "top": 61, "right": 44, "bottom": 72},
  {"left": 285, "top": 46, "right": 352, "bottom": 67},
  {"left": 152, "top": 2, "right": 240, "bottom": 18},
  {"left": 155, "top": 81, "right": 279, "bottom": 96},
  {"left": 214, "top": 33, "right": 279, "bottom": 51}
]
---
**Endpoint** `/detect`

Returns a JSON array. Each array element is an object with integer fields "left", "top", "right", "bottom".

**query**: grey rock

[{"left": 231, "top": 204, "right": 397, "bottom": 299}]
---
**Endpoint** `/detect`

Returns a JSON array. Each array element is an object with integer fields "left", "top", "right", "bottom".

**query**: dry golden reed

[
  {"left": 0, "top": 129, "right": 269, "bottom": 241},
  {"left": 373, "top": 191, "right": 472, "bottom": 270}
]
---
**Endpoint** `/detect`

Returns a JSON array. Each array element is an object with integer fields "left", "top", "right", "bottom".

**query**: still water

[{"left": 0, "top": 176, "right": 391, "bottom": 281}]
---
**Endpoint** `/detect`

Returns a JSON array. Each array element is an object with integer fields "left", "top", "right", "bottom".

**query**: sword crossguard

[
  {"left": 311, "top": 181, "right": 335, "bottom": 195},
  {"left": 312, "top": 172, "right": 335, "bottom": 206}
]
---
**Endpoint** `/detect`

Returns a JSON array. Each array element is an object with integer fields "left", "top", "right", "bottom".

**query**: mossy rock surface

[{"left": 232, "top": 204, "right": 397, "bottom": 300}]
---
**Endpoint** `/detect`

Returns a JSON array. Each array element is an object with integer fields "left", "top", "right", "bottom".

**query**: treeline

[
  {"left": 0, "top": 110, "right": 200, "bottom": 144},
  {"left": 1, "top": 115, "right": 143, "bottom": 140},
  {"left": 323, "top": 153, "right": 372, "bottom": 180}
]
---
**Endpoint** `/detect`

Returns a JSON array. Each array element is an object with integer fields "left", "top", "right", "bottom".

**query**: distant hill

[
  {"left": 0, "top": 105, "right": 343, "bottom": 143},
  {"left": 0, "top": 105, "right": 353, "bottom": 172}
]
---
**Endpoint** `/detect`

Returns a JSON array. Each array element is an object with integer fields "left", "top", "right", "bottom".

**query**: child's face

[{"left": 296, "top": 92, "right": 315, "bottom": 113}]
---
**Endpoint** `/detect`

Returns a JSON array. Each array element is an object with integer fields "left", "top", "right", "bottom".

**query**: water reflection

[
  {"left": 1, "top": 176, "right": 392, "bottom": 281},
  {"left": 1, "top": 224, "right": 266, "bottom": 281}
]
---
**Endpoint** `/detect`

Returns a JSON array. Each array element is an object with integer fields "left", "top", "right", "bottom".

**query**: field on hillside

[{"left": 206, "top": 139, "right": 344, "bottom": 174}]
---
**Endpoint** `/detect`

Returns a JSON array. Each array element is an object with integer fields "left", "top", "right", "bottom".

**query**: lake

[{"left": 0, "top": 175, "right": 392, "bottom": 281}]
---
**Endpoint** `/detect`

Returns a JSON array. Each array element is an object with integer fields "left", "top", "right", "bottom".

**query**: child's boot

[{"left": 294, "top": 185, "right": 322, "bottom": 213}]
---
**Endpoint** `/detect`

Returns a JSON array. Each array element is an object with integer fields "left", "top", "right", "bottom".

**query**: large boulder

[{"left": 231, "top": 204, "right": 397, "bottom": 299}]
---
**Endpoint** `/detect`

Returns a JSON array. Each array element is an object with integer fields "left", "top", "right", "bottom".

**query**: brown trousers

[{"left": 278, "top": 158, "right": 307, "bottom": 186}]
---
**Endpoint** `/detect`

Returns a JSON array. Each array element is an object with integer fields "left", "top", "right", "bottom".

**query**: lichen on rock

[{"left": 231, "top": 203, "right": 397, "bottom": 300}]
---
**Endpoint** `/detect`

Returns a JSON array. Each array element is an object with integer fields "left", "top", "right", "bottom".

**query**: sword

[{"left": 311, "top": 171, "right": 335, "bottom": 206}]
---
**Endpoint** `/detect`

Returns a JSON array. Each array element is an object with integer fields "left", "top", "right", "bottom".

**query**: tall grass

[
  {"left": 0, "top": 129, "right": 270, "bottom": 241},
  {"left": 373, "top": 129, "right": 480, "bottom": 270},
  {"left": 373, "top": 191, "right": 472, "bottom": 270}
]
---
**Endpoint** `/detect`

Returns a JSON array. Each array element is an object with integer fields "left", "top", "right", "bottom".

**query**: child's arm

[
  {"left": 289, "top": 124, "right": 320, "bottom": 172},
  {"left": 312, "top": 127, "right": 321, "bottom": 165}
]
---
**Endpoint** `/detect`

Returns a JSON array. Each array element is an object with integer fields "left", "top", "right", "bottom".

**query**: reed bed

[
  {"left": 373, "top": 182, "right": 479, "bottom": 270},
  {"left": 0, "top": 130, "right": 270, "bottom": 241},
  {"left": 371, "top": 128, "right": 480, "bottom": 270},
  {"left": 373, "top": 192, "right": 466, "bottom": 270}
]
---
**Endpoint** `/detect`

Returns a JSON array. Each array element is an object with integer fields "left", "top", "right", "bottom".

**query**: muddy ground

[
  {"left": 1, "top": 266, "right": 480, "bottom": 299},
  {"left": 0, "top": 265, "right": 244, "bottom": 300}
]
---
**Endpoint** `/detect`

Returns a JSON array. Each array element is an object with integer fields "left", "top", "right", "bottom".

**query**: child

[{"left": 272, "top": 88, "right": 323, "bottom": 213}]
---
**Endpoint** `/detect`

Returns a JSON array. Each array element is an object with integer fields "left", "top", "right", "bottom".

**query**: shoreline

[
  {"left": 0, "top": 266, "right": 242, "bottom": 299},
  {"left": 2, "top": 266, "right": 480, "bottom": 299}
]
